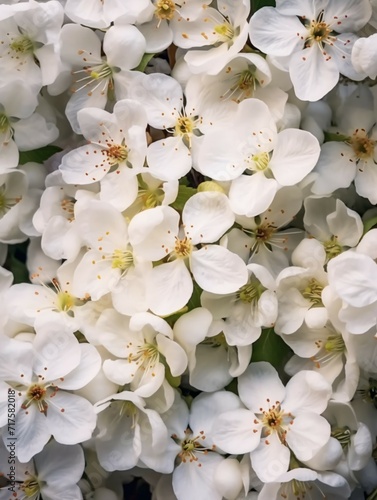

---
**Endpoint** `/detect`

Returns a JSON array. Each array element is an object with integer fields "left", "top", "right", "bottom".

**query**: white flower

[
  {"left": 326, "top": 251, "right": 377, "bottom": 334},
  {"left": 71, "top": 199, "right": 150, "bottom": 315},
  {"left": 249, "top": 0, "right": 372, "bottom": 101},
  {"left": 352, "top": 33, "right": 377, "bottom": 79},
  {"left": 311, "top": 86, "right": 377, "bottom": 203},
  {"left": 257, "top": 468, "right": 351, "bottom": 500},
  {"left": 275, "top": 239, "right": 328, "bottom": 335},
  {"left": 173, "top": 308, "right": 251, "bottom": 391},
  {"left": 99, "top": 309, "right": 187, "bottom": 398},
  {"left": 198, "top": 98, "right": 319, "bottom": 216},
  {"left": 176, "top": 0, "right": 250, "bottom": 75},
  {"left": 162, "top": 390, "right": 243, "bottom": 500},
  {"left": 0, "top": 439, "right": 85, "bottom": 500},
  {"left": 128, "top": 193, "right": 248, "bottom": 316},
  {"left": 201, "top": 263, "right": 278, "bottom": 347},
  {"left": 59, "top": 99, "right": 148, "bottom": 212},
  {"left": 212, "top": 362, "right": 332, "bottom": 483},
  {"left": 60, "top": 24, "right": 146, "bottom": 133},
  {"left": 303, "top": 196, "right": 363, "bottom": 261},
  {"left": 94, "top": 390, "right": 170, "bottom": 473},
  {"left": 0, "top": 323, "right": 100, "bottom": 462},
  {"left": 0, "top": 0, "right": 64, "bottom": 91}
]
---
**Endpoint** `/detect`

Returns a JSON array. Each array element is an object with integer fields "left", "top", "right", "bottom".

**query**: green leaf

[
  {"left": 171, "top": 185, "right": 197, "bottom": 211},
  {"left": 134, "top": 53, "right": 155, "bottom": 73},
  {"left": 19, "top": 145, "right": 62, "bottom": 165},
  {"left": 251, "top": 328, "right": 293, "bottom": 383},
  {"left": 4, "top": 241, "right": 29, "bottom": 284},
  {"left": 363, "top": 213, "right": 377, "bottom": 234},
  {"left": 252, "top": 0, "right": 275, "bottom": 11}
]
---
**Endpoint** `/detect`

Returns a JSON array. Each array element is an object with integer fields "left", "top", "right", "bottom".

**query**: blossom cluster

[{"left": 0, "top": 0, "right": 377, "bottom": 499}]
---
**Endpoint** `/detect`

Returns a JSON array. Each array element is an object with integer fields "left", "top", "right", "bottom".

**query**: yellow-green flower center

[
  {"left": 155, "top": 0, "right": 176, "bottom": 21},
  {"left": 331, "top": 426, "right": 353, "bottom": 449},
  {"left": 323, "top": 237, "right": 342, "bottom": 261},
  {"left": 251, "top": 151, "right": 270, "bottom": 172},
  {"left": 0, "top": 113, "right": 10, "bottom": 133},
  {"left": 0, "top": 186, "right": 22, "bottom": 217},
  {"left": 173, "top": 236, "right": 192, "bottom": 259},
  {"left": 302, "top": 278, "right": 324, "bottom": 306},
  {"left": 21, "top": 477, "right": 40, "bottom": 497},
  {"left": 111, "top": 249, "right": 134, "bottom": 271},
  {"left": 237, "top": 278, "right": 265, "bottom": 304},
  {"left": 214, "top": 22, "right": 235, "bottom": 41},
  {"left": 10, "top": 35, "right": 34, "bottom": 54},
  {"left": 175, "top": 116, "right": 195, "bottom": 137}
]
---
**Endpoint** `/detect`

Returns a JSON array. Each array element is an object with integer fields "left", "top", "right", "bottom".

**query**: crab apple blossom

[
  {"left": 0, "top": 322, "right": 100, "bottom": 462},
  {"left": 161, "top": 390, "right": 244, "bottom": 500},
  {"left": 0, "top": 439, "right": 85, "bottom": 500},
  {"left": 0, "top": 0, "right": 64, "bottom": 92},
  {"left": 198, "top": 98, "right": 320, "bottom": 216},
  {"left": 59, "top": 23, "right": 146, "bottom": 133},
  {"left": 98, "top": 309, "right": 187, "bottom": 398},
  {"left": 249, "top": 0, "right": 372, "bottom": 101},
  {"left": 212, "top": 362, "right": 332, "bottom": 483},
  {"left": 94, "top": 390, "right": 171, "bottom": 473},
  {"left": 71, "top": 199, "right": 151, "bottom": 315},
  {"left": 176, "top": 0, "right": 251, "bottom": 75},
  {"left": 128, "top": 192, "right": 248, "bottom": 316},
  {"left": 59, "top": 99, "right": 148, "bottom": 210},
  {"left": 311, "top": 85, "right": 377, "bottom": 204},
  {"left": 173, "top": 307, "right": 252, "bottom": 391}
]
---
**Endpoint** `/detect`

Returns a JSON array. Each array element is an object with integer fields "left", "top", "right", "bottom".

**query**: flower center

[
  {"left": 201, "top": 332, "right": 227, "bottom": 349},
  {"left": 236, "top": 277, "right": 265, "bottom": 304},
  {"left": 175, "top": 116, "right": 195, "bottom": 137},
  {"left": 310, "top": 20, "right": 331, "bottom": 42},
  {"left": 255, "top": 223, "right": 276, "bottom": 242},
  {"left": 257, "top": 401, "right": 294, "bottom": 445},
  {"left": 0, "top": 113, "right": 10, "bottom": 133},
  {"left": 155, "top": 0, "right": 176, "bottom": 21},
  {"left": 251, "top": 151, "right": 270, "bottom": 172},
  {"left": 302, "top": 278, "right": 324, "bottom": 306},
  {"left": 128, "top": 343, "right": 159, "bottom": 367},
  {"left": 111, "top": 249, "right": 134, "bottom": 271},
  {"left": 105, "top": 143, "right": 129, "bottom": 165},
  {"left": 173, "top": 236, "right": 192, "bottom": 259},
  {"left": 71, "top": 61, "right": 114, "bottom": 97},
  {"left": 10, "top": 35, "right": 34, "bottom": 54},
  {"left": 89, "top": 63, "right": 113, "bottom": 81},
  {"left": 323, "top": 237, "right": 342, "bottom": 260},
  {"left": 349, "top": 130, "right": 375, "bottom": 160},
  {"left": 331, "top": 425, "right": 353, "bottom": 449},
  {"left": 22, "top": 383, "right": 49, "bottom": 415},
  {"left": 20, "top": 476, "right": 40, "bottom": 497},
  {"left": 61, "top": 197, "right": 76, "bottom": 222},
  {"left": 214, "top": 22, "right": 235, "bottom": 42},
  {"left": 174, "top": 428, "right": 215, "bottom": 465},
  {"left": 0, "top": 185, "right": 22, "bottom": 217}
]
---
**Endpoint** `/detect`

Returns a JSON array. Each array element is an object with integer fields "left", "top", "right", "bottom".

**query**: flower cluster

[{"left": 0, "top": 0, "right": 377, "bottom": 499}]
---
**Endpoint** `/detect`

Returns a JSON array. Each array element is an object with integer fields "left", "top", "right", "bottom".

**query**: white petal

[
  {"left": 191, "top": 246, "right": 248, "bottom": 294},
  {"left": 148, "top": 260, "right": 193, "bottom": 316},
  {"left": 270, "top": 129, "right": 320, "bottom": 185},
  {"left": 47, "top": 392, "right": 97, "bottom": 444},
  {"left": 183, "top": 192, "right": 235, "bottom": 245},
  {"left": 229, "top": 174, "right": 278, "bottom": 217},
  {"left": 212, "top": 409, "right": 261, "bottom": 454},
  {"left": 286, "top": 412, "right": 330, "bottom": 461},
  {"left": 238, "top": 362, "right": 285, "bottom": 412}
]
